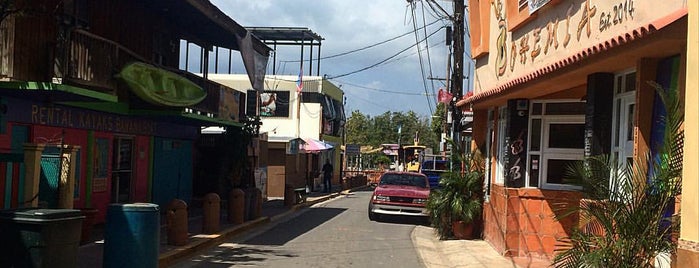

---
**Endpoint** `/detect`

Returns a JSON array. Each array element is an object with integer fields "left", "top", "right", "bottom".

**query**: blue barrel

[{"left": 103, "top": 203, "right": 160, "bottom": 268}]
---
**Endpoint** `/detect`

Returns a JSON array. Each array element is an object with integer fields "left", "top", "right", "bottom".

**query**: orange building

[{"left": 461, "top": 0, "right": 692, "bottom": 263}]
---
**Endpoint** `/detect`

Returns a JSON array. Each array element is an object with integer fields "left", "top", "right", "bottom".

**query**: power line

[
  {"left": 331, "top": 79, "right": 435, "bottom": 96},
  {"left": 326, "top": 25, "right": 444, "bottom": 80},
  {"left": 279, "top": 19, "right": 444, "bottom": 63},
  {"left": 410, "top": 1, "right": 434, "bottom": 115},
  {"left": 420, "top": 1, "right": 438, "bottom": 108}
]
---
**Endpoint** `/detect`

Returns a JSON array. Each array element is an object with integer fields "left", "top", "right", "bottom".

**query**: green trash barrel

[
  {"left": 0, "top": 209, "right": 84, "bottom": 268},
  {"left": 103, "top": 203, "right": 160, "bottom": 268}
]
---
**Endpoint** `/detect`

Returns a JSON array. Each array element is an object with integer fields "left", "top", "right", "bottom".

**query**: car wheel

[
  {"left": 368, "top": 210, "right": 376, "bottom": 221},
  {"left": 368, "top": 204, "right": 378, "bottom": 221}
]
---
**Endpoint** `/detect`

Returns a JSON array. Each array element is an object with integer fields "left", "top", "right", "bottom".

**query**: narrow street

[{"left": 173, "top": 189, "right": 428, "bottom": 268}]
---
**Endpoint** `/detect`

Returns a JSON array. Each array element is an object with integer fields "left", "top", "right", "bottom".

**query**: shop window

[
  {"left": 468, "top": 0, "right": 491, "bottom": 58},
  {"left": 259, "top": 91, "right": 290, "bottom": 118},
  {"left": 527, "top": 101, "right": 585, "bottom": 190}
]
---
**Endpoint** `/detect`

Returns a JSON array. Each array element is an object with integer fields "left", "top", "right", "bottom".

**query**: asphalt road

[{"left": 173, "top": 189, "right": 429, "bottom": 268}]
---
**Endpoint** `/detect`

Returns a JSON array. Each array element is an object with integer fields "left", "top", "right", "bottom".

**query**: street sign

[{"left": 345, "top": 144, "right": 360, "bottom": 155}]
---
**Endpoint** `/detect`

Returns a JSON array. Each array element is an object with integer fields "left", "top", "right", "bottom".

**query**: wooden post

[
  {"left": 58, "top": 145, "right": 80, "bottom": 209},
  {"left": 22, "top": 143, "right": 46, "bottom": 208}
]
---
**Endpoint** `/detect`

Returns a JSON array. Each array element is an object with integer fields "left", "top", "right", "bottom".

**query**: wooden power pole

[{"left": 450, "top": 0, "right": 465, "bottom": 143}]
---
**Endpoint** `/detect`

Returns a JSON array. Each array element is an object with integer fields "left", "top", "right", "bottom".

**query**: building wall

[
  {"left": 678, "top": 0, "right": 699, "bottom": 265},
  {"left": 267, "top": 147, "right": 286, "bottom": 198},
  {"left": 471, "top": 0, "right": 688, "bottom": 97},
  {"left": 484, "top": 184, "right": 581, "bottom": 258},
  {"left": 466, "top": 0, "right": 689, "bottom": 261}
]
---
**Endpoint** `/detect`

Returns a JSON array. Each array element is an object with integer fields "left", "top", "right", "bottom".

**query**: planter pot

[{"left": 452, "top": 220, "right": 474, "bottom": 239}]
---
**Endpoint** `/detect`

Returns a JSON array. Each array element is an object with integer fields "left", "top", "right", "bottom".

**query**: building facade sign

[
  {"left": 478, "top": 0, "right": 685, "bottom": 96},
  {"left": 5, "top": 97, "right": 198, "bottom": 139}
]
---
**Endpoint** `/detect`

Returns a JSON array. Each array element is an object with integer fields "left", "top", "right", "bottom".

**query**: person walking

[{"left": 322, "top": 159, "right": 333, "bottom": 193}]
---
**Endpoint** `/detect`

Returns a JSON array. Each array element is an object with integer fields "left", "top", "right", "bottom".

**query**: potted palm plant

[
  {"left": 553, "top": 83, "right": 683, "bottom": 267},
  {"left": 425, "top": 139, "right": 484, "bottom": 240}
]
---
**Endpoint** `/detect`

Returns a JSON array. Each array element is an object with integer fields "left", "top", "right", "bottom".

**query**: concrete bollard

[
  {"left": 202, "top": 193, "right": 220, "bottom": 234},
  {"left": 284, "top": 184, "right": 295, "bottom": 207},
  {"left": 166, "top": 199, "right": 188, "bottom": 246},
  {"left": 253, "top": 188, "right": 262, "bottom": 219},
  {"left": 228, "top": 188, "right": 245, "bottom": 224}
]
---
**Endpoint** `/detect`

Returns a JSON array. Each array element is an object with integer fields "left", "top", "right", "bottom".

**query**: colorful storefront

[
  {"left": 462, "top": 0, "right": 688, "bottom": 261},
  {"left": 0, "top": 94, "right": 200, "bottom": 223}
]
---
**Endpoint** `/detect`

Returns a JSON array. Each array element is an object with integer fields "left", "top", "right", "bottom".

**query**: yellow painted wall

[{"left": 681, "top": 0, "right": 699, "bottom": 243}]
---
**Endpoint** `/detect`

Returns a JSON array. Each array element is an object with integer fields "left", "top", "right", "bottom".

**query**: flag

[
  {"left": 296, "top": 64, "right": 303, "bottom": 93},
  {"left": 437, "top": 88, "right": 453, "bottom": 103},
  {"left": 397, "top": 125, "right": 402, "bottom": 134}
]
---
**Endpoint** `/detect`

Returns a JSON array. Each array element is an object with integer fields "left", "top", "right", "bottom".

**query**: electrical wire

[
  {"left": 345, "top": 90, "right": 402, "bottom": 111},
  {"left": 325, "top": 26, "right": 443, "bottom": 80},
  {"left": 420, "top": 1, "right": 438, "bottom": 106},
  {"left": 279, "top": 19, "right": 444, "bottom": 64},
  {"left": 330, "top": 79, "right": 435, "bottom": 96},
  {"left": 410, "top": 1, "right": 434, "bottom": 115}
]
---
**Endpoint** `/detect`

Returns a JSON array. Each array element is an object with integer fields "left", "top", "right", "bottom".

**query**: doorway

[{"left": 111, "top": 137, "right": 133, "bottom": 203}]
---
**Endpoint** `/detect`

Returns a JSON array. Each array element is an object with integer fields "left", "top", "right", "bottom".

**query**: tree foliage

[{"left": 345, "top": 109, "right": 439, "bottom": 151}]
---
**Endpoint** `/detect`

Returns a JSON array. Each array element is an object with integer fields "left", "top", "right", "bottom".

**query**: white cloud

[{"left": 210, "top": 0, "right": 456, "bottom": 117}]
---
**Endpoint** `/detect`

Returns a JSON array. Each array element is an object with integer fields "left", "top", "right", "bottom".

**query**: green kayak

[{"left": 117, "top": 62, "right": 207, "bottom": 107}]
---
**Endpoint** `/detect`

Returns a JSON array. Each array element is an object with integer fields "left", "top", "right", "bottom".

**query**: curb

[
  {"left": 158, "top": 216, "right": 270, "bottom": 267},
  {"left": 157, "top": 185, "right": 367, "bottom": 267}
]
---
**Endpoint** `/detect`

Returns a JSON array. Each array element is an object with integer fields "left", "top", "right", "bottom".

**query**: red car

[{"left": 368, "top": 171, "right": 430, "bottom": 221}]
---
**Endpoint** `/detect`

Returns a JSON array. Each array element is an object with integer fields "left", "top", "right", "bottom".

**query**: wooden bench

[{"left": 294, "top": 187, "right": 308, "bottom": 204}]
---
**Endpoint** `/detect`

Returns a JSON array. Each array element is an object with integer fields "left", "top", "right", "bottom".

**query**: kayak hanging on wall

[{"left": 117, "top": 62, "right": 207, "bottom": 107}]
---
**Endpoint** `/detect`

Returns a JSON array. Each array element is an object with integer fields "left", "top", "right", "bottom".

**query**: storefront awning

[{"left": 300, "top": 138, "right": 334, "bottom": 153}]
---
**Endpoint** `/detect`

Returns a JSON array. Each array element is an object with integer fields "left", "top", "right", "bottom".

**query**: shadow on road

[
  {"left": 246, "top": 207, "right": 346, "bottom": 246},
  {"left": 185, "top": 245, "right": 297, "bottom": 267}
]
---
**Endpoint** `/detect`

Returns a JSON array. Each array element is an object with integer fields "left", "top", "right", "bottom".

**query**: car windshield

[{"left": 379, "top": 174, "right": 427, "bottom": 188}]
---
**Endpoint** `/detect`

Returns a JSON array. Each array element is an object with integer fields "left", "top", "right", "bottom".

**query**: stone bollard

[
  {"left": 228, "top": 188, "right": 245, "bottom": 224},
  {"left": 166, "top": 199, "right": 188, "bottom": 246},
  {"left": 252, "top": 188, "right": 262, "bottom": 219},
  {"left": 284, "top": 184, "right": 295, "bottom": 207},
  {"left": 202, "top": 193, "right": 220, "bottom": 234}
]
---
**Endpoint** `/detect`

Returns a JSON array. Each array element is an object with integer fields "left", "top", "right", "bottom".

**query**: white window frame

[
  {"left": 527, "top": 100, "right": 586, "bottom": 191},
  {"left": 540, "top": 116, "right": 585, "bottom": 190},
  {"left": 484, "top": 109, "right": 495, "bottom": 201},
  {"left": 495, "top": 106, "right": 507, "bottom": 185}
]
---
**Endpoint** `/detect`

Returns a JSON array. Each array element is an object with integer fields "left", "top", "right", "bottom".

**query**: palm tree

[{"left": 553, "top": 82, "right": 683, "bottom": 268}]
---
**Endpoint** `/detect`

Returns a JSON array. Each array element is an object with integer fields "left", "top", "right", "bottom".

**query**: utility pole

[{"left": 450, "top": 0, "right": 465, "bottom": 147}]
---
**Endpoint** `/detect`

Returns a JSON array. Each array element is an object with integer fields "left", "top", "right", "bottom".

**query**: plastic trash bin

[
  {"left": 0, "top": 208, "right": 84, "bottom": 268},
  {"left": 103, "top": 203, "right": 160, "bottom": 268}
]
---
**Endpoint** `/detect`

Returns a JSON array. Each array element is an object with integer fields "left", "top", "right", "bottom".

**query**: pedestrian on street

[{"left": 322, "top": 159, "right": 333, "bottom": 193}]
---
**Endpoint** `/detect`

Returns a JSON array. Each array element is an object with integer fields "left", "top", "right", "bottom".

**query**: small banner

[
  {"left": 437, "top": 88, "right": 453, "bottom": 104},
  {"left": 528, "top": 0, "right": 552, "bottom": 14}
]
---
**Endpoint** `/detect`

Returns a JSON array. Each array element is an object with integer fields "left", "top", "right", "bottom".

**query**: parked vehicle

[
  {"left": 368, "top": 172, "right": 430, "bottom": 221},
  {"left": 420, "top": 154, "right": 449, "bottom": 190}
]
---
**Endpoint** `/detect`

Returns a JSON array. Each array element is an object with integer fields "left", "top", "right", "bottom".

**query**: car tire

[
  {"left": 368, "top": 210, "right": 377, "bottom": 221},
  {"left": 368, "top": 204, "right": 378, "bottom": 221}
]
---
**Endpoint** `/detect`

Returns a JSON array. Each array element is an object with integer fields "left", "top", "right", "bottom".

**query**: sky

[{"left": 206, "top": 0, "right": 468, "bottom": 118}]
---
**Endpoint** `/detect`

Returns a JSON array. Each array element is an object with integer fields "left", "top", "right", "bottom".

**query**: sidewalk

[
  {"left": 77, "top": 186, "right": 347, "bottom": 268},
  {"left": 412, "top": 226, "right": 552, "bottom": 268},
  {"left": 77, "top": 185, "right": 550, "bottom": 268}
]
